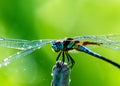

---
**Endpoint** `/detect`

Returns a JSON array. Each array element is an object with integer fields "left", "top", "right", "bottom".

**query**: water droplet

[
  {"left": 0, "top": 38, "right": 4, "bottom": 41},
  {"left": 8, "top": 56, "right": 12, "bottom": 58},
  {"left": 51, "top": 73, "right": 53, "bottom": 76},
  {"left": 40, "top": 40, "right": 42, "bottom": 42},
  {"left": 3, "top": 61, "right": 9, "bottom": 66},
  {"left": 21, "top": 48, "right": 25, "bottom": 50},
  {"left": 0, "top": 64, "right": 2, "bottom": 68},
  {"left": 3, "top": 58, "right": 9, "bottom": 62},
  {"left": 3, "top": 58, "right": 9, "bottom": 66},
  {"left": 4, "top": 63, "right": 8, "bottom": 66},
  {"left": 17, "top": 52, "right": 20, "bottom": 55},
  {"left": 28, "top": 46, "right": 32, "bottom": 49}
]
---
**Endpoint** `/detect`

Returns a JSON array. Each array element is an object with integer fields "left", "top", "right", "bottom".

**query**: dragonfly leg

[
  {"left": 66, "top": 52, "right": 75, "bottom": 68},
  {"left": 55, "top": 52, "right": 66, "bottom": 70},
  {"left": 65, "top": 52, "right": 70, "bottom": 65},
  {"left": 56, "top": 51, "right": 75, "bottom": 68},
  {"left": 68, "top": 53, "right": 75, "bottom": 68},
  {"left": 65, "top": 52, "right": 70, "bottom": 62},
  {"left": 76, "top": 44, "right": 120, "bottom": 69},
  {"left": 56, "top": 51, "right": 62, "bottom": 61},
  {"left": 62, "top": 52, "right": 65, "bottom": 64}
]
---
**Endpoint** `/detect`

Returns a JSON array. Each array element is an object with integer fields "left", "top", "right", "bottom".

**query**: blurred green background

[{"left": 0, "top": 0, "right": 120, "bottom": 86}]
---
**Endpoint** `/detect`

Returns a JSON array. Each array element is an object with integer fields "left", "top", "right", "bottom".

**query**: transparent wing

[
  {"left": 73, "top": 34, "right": 120, "bottom": 50},
  {"left": 0, "top": 38, "right": 54, "bottom": 50},
  {"left": 0, "top": 48, "right": 37, "bottom": 68},
  {"left": 0, "top": 41, "right": 48, "bottom": 68}
]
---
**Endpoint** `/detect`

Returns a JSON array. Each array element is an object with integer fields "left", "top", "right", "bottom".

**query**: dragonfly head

[{"left": 52, "top": 40, "right": 63, "bottom": 52}]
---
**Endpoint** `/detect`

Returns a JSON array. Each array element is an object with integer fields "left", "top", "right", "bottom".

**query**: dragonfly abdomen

[
  {"left": 76, "top": 45, "right": 120, "bottom": 68},
  {"left": 76, "top": 45, "right": 101, "bottom": 57}
]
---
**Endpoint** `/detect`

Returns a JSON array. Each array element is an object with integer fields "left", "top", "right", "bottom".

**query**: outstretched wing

[
  {"left": 0, "top": 38, "right": 54, "bottom": 68},
  {"left": 0, "top": 38, "right": 54, "bottom": 67},
  {"left": 0, "top": 47, "right": 37, "bottom": 68},
  {"left": 0, "top": 38, "right": 53, "bottom": 50},
  {"left": 73, "top": 34, "right": 120, "bottom": 50}
]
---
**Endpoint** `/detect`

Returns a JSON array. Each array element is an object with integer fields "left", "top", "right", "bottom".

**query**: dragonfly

[{"left": 0, "top": 34, "right": 120, "bottom": 69}]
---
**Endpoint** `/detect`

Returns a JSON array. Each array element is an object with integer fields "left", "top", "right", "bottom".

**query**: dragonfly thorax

[{"left": 52, "top": 38, "right": 76, "bottom": 52}]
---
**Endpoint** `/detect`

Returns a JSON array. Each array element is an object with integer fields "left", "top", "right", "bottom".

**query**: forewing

[
  {"left": 0, "top": 39, "right": 52, "bottom": 68},
  {"left": 0, "top": 38, "right": 53, "bottom": 50},
  {"left": 73, "top": 34, "right": 120, "bottom": 50},
  {"left": 0, "top": 47, "right": 38, "bottom": 68}
]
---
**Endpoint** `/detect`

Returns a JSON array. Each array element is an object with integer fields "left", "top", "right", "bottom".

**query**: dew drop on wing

[
  {"left": 28, "top": 46, "right": 32, "bottom": 49},
  {"left": 0, "top": 64, "right": 2, "bottom": 68},
  {"left": 0, "top": 38, "right": 4, "bottom": 41},
  {"left": 3, "top": 58, "right": 10, "bottom": 66},
  {"left": 17, "top": 52, "right": 20, "bottom": 55}
]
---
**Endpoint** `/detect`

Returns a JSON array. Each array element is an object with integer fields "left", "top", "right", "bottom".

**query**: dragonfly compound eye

[{"left": 52, "top": 41, "right": 63, "bottom": 52}]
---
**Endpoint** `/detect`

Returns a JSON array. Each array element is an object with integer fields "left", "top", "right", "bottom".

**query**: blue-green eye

[{"left": 52, "top": 41, "right": 63, "bottom": 52}]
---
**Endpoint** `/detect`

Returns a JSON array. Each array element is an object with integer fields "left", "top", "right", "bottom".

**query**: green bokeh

[{"left": 0, "top": 0, "right": 120, "bottom": 86}]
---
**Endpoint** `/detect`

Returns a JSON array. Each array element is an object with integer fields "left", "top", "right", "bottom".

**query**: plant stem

[{"left": 51, "top": 61, "right": 71, "bottom": 86}]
